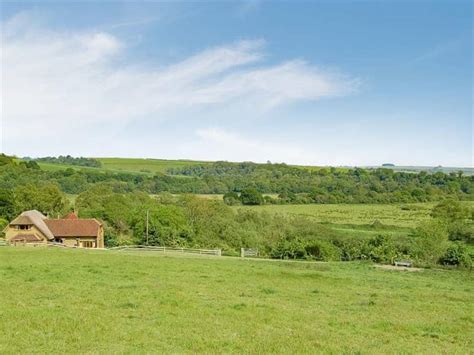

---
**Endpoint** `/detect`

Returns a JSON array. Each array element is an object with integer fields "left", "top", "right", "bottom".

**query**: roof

[
  {"left": 10, "top": 234, "right": 41, "bottom": 242},
  {"left": 9, "top": 215, "right": 34, "bottom": 225},
  {"left": 44, "top": 219, "right": 101, "bottom": 237},
  {"left": 9, "top": 210, "right": 54, "bottom": 240}
]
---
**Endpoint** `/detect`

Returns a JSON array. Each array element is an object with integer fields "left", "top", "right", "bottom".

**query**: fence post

[
  {"left": 241, "top": 248, "right": 244, "bottom": 258},
  {"left": 217, "top": 249, "right": 221, "bottom": 257}
]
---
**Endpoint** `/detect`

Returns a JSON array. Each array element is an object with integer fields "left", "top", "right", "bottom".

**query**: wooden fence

[{"left": 108, "top": 245, "right": 222, "bottom": 256}]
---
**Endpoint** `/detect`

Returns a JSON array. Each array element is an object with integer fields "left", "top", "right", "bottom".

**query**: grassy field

[
  {"left": 237, "top": 202, "right": 474, "bottom": 228},
  {"left": 28, "top": 157, "right": 473, "bottom": 175},
  {"left": 0, "top": 248, "right": 472, "bottom": 353},
  {"left": 96, "top": 158, "right": 210, "bottom": 174},
  {"left": 236, "top": 203, "right": 434, "bottom": 228},
  {"left": 32, "top": 158, "right": 211, "bottom": 175}
]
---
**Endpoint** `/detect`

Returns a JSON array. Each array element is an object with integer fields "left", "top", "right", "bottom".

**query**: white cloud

[{"left": 1, "top": 12, "right": 358, "bottom": 157}]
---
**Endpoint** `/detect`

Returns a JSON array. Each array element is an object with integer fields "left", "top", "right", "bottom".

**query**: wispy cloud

[
  {"left": 1, "top": 12, "right": 358, "bottom": 156},
  {"left": 412, "top": 39, "right": 464, "bottom": 63}
]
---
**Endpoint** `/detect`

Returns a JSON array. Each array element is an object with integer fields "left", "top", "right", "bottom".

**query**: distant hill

[
  {"left": 24, "top": 157, "right": 474, "bottom": 176},
  {"left": 365, "top": 165, "right": 474, "bottom": 176},
  {"left": 26, "top": 157, "right": 212, "bottom": 175}
]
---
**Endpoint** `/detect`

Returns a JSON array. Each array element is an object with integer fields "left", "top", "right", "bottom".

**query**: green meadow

[
  {"left": 96, "top": 157, "right": 211, "bottom": 174},
  {"left": 32, "top": 158, "right": 211, "bottom": 175},
  {"left": 237, "top": 201, "right": 474, "bottom": 239},
  {"left": 236, "top": 203, "right": 436, "bottom": 228},
  {"left": 0, "top": 248, "right": 472, "bottom": 354}
]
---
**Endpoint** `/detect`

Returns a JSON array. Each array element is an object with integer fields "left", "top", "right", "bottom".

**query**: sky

[{"left": 0, "top": 1, "right": 472, "bottom": 167}]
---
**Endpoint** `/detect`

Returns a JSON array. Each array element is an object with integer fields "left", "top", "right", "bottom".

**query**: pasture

[
  {"left": 29, "top": 157, "right": 474, "bottom": 176},
  {"left": 33, "top": 158, "right": 211, "bottom": 175},
  {"left": 237, "top": 202, "right": 474, "bottom": 228},
  {"left": 96, "top": 157, "right": 210, "bottom": 175},
  {"left": 0, "top": 248, "right": 472, "bottom": 353}
]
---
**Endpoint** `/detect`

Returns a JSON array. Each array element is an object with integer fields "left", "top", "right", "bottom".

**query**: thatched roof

[{"left": 9, "top": 210, "right": 55, "bottom": 240}]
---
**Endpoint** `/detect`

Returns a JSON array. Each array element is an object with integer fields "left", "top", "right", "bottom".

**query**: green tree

[
  {"left": 431, "top": 200, "right": 473, "bottom": 242},
  {"left": 0, "top": 188, "right": 15, "bottom": 220},
  {"left": 240, "top": 188, "right": 264, "bottom": 205},
  {"left": 14, "top": 184, "right": 69, "bottom": 217}
]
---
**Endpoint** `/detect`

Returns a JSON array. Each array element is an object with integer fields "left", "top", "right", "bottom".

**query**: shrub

[
  {"left": 440, "top": 242, "right": 472, "bottom": 268},
  {"left": 305, "top": 240, "right": 341, "bottom": 261},
  {"left": 333, "top": 238, "right": 370, "bottom": 261},
  {"left": 367, "top": 234, "right": 398, "bottom": 263},
  {"left": 240, "top": 188, "right": 264, "bottom": 205},
  {"left": 431, "top": 199, "right": 470, "bottom": 222},
  {"left": 223, "top": 192, "right": 240, "bottom": 206},
  {"left": 411, "top": 220, "right": 449, "bottom": 266},
  {"left": 270, "top": 239, "right": 307, "bottom": 260},
  {"left": 447, "top": 221, "right": 474, "bottom": 243}
]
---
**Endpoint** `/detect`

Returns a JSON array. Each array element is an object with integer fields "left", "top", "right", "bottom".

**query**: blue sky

[{"left": 1, "top": 1, "right": 472, "bottom": 166}]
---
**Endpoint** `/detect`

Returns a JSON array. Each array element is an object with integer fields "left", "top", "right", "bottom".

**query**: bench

[{"left": 394, "top": 261, "right": 412, "bottom": 267}]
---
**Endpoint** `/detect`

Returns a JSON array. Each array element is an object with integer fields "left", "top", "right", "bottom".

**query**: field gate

[{"left": 240, "top": 248, "right": 259, "bottom": 258}]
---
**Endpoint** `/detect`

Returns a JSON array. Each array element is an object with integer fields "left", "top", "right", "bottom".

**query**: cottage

[{"left": 4, "top": 210, "right": 104, "bottom": 248}]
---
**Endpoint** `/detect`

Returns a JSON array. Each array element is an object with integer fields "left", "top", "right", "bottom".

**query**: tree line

[{"left": 1, "top": 156, "right": 472, "bottom": 204}]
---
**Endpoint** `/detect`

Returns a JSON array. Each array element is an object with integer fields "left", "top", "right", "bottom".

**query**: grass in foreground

[{"left": 0, "top": 248, "right": 472, "bottom": 353}]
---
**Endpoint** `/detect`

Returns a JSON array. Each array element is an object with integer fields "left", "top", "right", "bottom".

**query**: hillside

[
  {"left": 1, "top": 248, "right": 472, "bottom": 353},
  {"left": 26, "top": 157, "right": 473, "bottom": 176}
]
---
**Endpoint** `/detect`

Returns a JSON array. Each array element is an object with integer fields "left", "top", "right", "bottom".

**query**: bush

[
  {"left": 440, "top": 242, "right": 472, "bottom": 268},
  {"left": 431, "top": 199, "right": 470, "bottom": 222},
  {"left": 411, "top": 220, "right": 449, "bottom": 266},
  {"left": 223, "top": 192, "right": 240, "bottom": 206},
  {"left": 305, "top": 240, "right": 341, "bottom": 261},
  {"left": 333, "top": 238, "right": 370, "bottom": 261},
  {"left": 447, "top": 221, "right": 474, "bottom": 243},
  {"left": 240, "top": 188, "right": 264, "bottom": 205},
  {"left": 270, "top": 239, "right": 307, "bottom": 260},
  {"left": 367, "top": 235, "right": 398, "bottom": 263}
]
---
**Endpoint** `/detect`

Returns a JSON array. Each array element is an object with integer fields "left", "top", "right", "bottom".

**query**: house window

[{"left": 16, "top": 225, "right": 31, "bottom": 230}]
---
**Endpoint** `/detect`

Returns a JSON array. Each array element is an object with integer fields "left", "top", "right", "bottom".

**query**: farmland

[
  {"left": 0, "top": 247, "right": 472, "bottom": 354},
  {"left": 236, "top": 203, "right": 437, "bottom": 228},
  {"left": 97, "top": 158, "right": 211, "bottom": 175},
  {"left": 27, "top": 156, "right": 473, "bottom": 175},
  {"left": 31, "top": 158, "right": 212, "bottom": 175}
]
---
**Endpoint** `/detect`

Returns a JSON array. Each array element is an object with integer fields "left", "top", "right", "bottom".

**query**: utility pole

[{"left": 146, "top": 209, "right": 149, "bottom": 245}]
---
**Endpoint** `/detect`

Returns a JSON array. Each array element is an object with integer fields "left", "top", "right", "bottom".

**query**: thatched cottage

[{"left": 4, "top": 210, "right": 104, "bottom": 248}]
